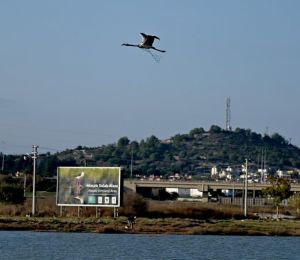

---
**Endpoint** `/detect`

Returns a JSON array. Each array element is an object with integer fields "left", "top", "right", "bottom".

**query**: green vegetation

[
  {"left": 263, "top": 177, "right": 292, "bottom": 219},
  {"left": 0, "top": 189, "right": 300, "bottom": 235},
  {"left": 288, "top": 194, "right": 300, "bottom": 216},
  {"left": 1, "top": 126, "right": 300, "bottom": 177},
  {"left": 0, "top": 183, "right": 25, "bottom": 204},
  {"left": 2, "top": 216, "right": 300, "bottom": 236},
  {"left": 1, "top": 196, "right": 300, "bottom": 235}
]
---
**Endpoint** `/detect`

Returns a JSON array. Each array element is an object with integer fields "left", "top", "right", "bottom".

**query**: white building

[{"left": 211, "top": 166, "right": 218, "bottom": 177}]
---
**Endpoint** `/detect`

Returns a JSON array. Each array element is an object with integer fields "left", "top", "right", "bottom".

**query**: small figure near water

[{"left": 125, "top": 215, "right": 136, "bottom": 230}]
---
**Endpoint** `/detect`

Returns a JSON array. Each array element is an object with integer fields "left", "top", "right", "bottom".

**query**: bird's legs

[{"left": 151, "top": 47, "right": 166, "bottom": 53}]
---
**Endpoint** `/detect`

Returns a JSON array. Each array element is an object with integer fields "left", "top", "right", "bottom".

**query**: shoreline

[{"left": 1, "top": 216, "right": 300, "bottom": 236}]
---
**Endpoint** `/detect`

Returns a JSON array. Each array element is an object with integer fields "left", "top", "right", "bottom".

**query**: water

[{"left": 0, "top": 231, "right": 299, "bottom": 260}]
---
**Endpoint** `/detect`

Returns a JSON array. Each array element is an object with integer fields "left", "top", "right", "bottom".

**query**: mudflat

[{"left": 0, "top": 216, "right": 300, "bottom": 236}]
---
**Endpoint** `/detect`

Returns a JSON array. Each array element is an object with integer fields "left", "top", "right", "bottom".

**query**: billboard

[{"left": 57, "top": 167, "right": 122, "bottom": 207}]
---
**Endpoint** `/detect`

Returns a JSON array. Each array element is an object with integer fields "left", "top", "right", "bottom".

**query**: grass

[
  {"left": 0, "top": 210, "right": 300, "bottom": 235},
  {"left": 0, "top": 193, "right": 300, "bottom": 235}
]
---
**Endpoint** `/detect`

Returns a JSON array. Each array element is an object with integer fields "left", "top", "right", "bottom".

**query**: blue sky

[{"left": 1, "top": 1, "right": 300, "bottom": 154}]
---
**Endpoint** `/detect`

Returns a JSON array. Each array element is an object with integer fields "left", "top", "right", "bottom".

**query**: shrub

[
  {"left": 0, "top": 184, "right": 25, "bottom": 204},
  {"left": 121, "top": 191, "right": 148, "bottom": 217}
]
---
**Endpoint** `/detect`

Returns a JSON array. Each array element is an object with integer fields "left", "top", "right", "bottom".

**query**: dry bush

[
  {"left": 0, "top": 198, "right": 32, "bottom": 216},
  {"left": 147, "top": 200, "right": 244, "bottom": 219},
  {"left": 0, "top": 174, "right": 9, "bottom": 183},
  {"left": 119, "top": 191, "right": 148, "bottom": 217},
  {"left": 0, "top": 203, "right": 26, "bottom": 216},
  {"left": 0, "top": 192, "right": 249, "bottom": 220},
  {"left": 36, "top": 197, "right": 59, "bottom": 217}
]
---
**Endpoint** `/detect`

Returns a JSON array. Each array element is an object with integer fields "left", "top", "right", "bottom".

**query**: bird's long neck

[{"left": 122, "top": 43, "right": 139, "bottom": 47}]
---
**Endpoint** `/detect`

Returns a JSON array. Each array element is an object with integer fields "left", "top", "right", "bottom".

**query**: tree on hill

[
  {"left": 117, "top": 137, "right": 130, "bottom": 147},
  {"left": 209, "top": 125, "right": 222, "bottom": 133},
  {"left": 1, "top": 126, "right": 300, "bottom": 178},
  {"left": 270, "top": 133, "right": 288, "bottom": 145},
  {"left": 189, "top": 127, "right": 205, "bottom": 137}
]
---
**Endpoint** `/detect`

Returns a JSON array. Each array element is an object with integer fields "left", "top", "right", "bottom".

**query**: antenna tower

[{"left": 225, "top": 97, "right": 232, "bottom": 131}]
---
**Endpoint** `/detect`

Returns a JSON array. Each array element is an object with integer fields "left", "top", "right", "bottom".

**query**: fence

[{"left": 218, "top": 197, "right": 275, "bottom": 206}]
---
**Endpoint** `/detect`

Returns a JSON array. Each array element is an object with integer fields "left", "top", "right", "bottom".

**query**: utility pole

[
  {"left": 263, "top": 147, "right": 267, "bottom": 182},
  {"left": 23, "top": 173, "right": 27, "bottom": 197},
  {"left": 260, "top": 148, "right": 267, "bottom": 183},
  {"left": 32, "top": 145, "right": 38, "bottom": 216},
  {"left": 1, "top": 153, "right": 4, "bottom": 172},
  {"left": 130, "top": 149, "right": 133, "bottom": 179},
  {"left": 25, "top": 145, "right": 39, "bottom": 216},
  {"left": 260, "top": 148, "right": 263, "bottom": 183},
  {"left": 244, "top": 159, "right": 248, "bottom": 217}
]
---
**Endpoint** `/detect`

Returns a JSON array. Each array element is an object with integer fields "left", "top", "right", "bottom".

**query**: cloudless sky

[{"left": 1, "top": 0, "right": 300, "bottom": 154}]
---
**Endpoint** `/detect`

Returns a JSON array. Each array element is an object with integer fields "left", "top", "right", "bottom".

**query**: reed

[{"left": 0, "top": 192, "right": 297, "bottom": 220}]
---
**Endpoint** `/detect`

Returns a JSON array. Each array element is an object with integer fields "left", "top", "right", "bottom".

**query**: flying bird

[{"left": 122, "top": 33, "right": 166, "bottom": 53}]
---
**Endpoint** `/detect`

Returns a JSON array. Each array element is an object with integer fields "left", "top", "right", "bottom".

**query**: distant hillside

[{"left": 2, "top": 125, "right": 300, "bottom": 177}]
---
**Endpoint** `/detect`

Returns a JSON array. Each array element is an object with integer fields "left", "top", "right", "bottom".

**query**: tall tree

[
  {"left": 263, "top": 177, "right": 291, "bottom": 220},
  {"left": 117, "top": 137, "right": 130, "bottom": 147}
]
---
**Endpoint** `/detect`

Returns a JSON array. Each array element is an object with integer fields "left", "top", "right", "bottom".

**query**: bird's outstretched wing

[
  {"left": 140, "top": 33, "right": 148, "bottom": 45},
  {"left": 140, "top": 33, "right": 160, "bottom": 46}
]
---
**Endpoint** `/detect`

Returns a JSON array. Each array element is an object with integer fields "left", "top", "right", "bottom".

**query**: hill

[{"left": 2, "top": 125, "right": 300, "bottom": 178}]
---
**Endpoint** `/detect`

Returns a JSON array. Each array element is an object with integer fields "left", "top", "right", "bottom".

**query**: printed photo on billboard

[{"left": 57, "top": 167, "right": 121, "bottom": 207}]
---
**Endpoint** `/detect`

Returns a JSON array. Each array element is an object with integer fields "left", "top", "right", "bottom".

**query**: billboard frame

[{"left": 56, "top": 166, "right": 122, "bottom": 208}]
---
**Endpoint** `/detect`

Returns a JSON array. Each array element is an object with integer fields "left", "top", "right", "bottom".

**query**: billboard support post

[
  {"left": 114, "top": 207, "right": 119, "bottom": 218},
  {"left": 96, "top": 207, "right": 101, "bottom": 218}
]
